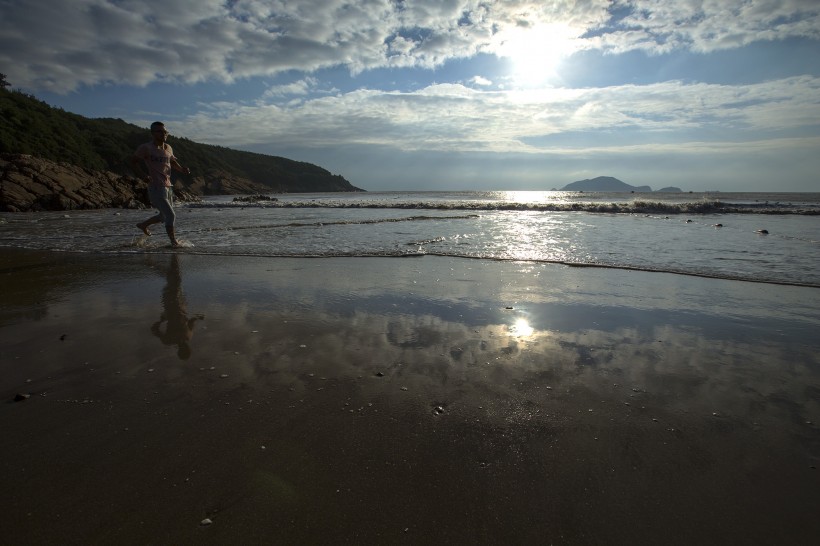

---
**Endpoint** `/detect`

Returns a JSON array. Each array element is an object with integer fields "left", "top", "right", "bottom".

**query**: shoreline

[
  {"left": 2, "top": 249, "right": 819, "bottom": 544},
  {"left": 3, "top": 202, "right": 820, "bottom": 287}
]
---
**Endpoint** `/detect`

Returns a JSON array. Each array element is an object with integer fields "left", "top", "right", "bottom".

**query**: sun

[{"left": 498, "top": 23, "right": 576, "bottom": 86}]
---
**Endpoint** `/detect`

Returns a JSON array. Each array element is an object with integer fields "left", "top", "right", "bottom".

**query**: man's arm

[
  {"left": 171, "top": 158, "right": 191, "bottom": 175},
  {"left": 131, "top": 151, "right": 150, "bottom": 182}
]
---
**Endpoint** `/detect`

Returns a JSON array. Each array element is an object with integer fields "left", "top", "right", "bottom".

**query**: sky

[{"left": 2, "top": 0, "right": 820, "bottom": 192}]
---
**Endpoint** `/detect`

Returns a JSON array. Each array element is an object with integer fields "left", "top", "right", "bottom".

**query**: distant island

[{"left": 559, "top": 176, "right": 682, "bottom": 193}]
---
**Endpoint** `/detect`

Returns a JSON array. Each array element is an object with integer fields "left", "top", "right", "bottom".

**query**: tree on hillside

[{"left": 0, "top": 73, "right": 9, "bottom": 89}]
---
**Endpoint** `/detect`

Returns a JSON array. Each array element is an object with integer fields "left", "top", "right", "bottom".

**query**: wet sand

[{"left": 1, "top": 248, "right": 819, "bottom": 545}]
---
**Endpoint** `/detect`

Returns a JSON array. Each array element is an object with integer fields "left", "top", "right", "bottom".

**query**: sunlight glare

[
  {"left": 499, "top": 191, "right": 558, "bottom": 204},
  {"left": 510, "top": 318, "right": 535, "bottom": 338},
  {"left": 499, "top": 23, "right": 576, "bottom": 87}
]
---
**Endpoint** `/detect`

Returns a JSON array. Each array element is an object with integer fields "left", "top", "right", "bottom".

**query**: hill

[
  {"left": 560, "top": 176, "right": 652, "bottom": 192},
  {"left": 0, "top": 87, "right": 362, "bottom": 198},
  {"left": 560, "top": 176, "right": 682, "bottom": 193}
]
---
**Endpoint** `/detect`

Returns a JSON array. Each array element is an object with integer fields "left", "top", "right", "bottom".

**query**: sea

[{"left": 1, "top": 190, "right": 819, "bottom": 287}]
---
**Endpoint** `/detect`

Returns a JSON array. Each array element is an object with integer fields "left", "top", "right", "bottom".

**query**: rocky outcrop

[
  {"left": 0, "top": 153, "right": 199, "bottom": 212},
  {"left": 232, "top": 194, "right": 279, "bottom": 203},
  {"left": 183, "top": 169, "right": 277, "bottom": 196}
]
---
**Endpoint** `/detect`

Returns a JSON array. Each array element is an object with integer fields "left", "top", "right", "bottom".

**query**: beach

[{"left": 1, "top": 247, "right": 819, "bottom": 544}]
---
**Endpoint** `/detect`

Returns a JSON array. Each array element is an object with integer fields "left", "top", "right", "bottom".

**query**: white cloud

[
  {"left": 470, "top": 76, "right": 493, "bottom": 86},
  {"left": 598, "top": 0, "right": 820, "bottom": 54},
  {"left": 170, "top": 76, "right": 820, "bottom": 156},
  {"left": 261, "top": 77, "right": 319, "bottom": 99},
  {"left": 2, "top": 0, "right": 818, "bottom": 92}
]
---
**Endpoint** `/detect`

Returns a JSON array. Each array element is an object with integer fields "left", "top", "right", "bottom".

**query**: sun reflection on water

[
  {"left": 495, "top": 191, "right": 575, "bottom": 204},
  {"left": 509, "top": 317, "right": 535, "bottom": 337}
]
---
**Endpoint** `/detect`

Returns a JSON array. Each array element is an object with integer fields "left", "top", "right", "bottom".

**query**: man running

[{"left": 131, "top": 121, "right": 191, "bottom": 247}]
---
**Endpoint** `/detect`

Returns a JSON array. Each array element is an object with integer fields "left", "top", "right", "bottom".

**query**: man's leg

[
  {"left": 155, "top": 187, "right": 179, "bottom": 246},
  {"left": 141, "top": 186, "right": 171, "bottom": 236},
  {"left": 165, "top": 226, "right": 181, "bottom": 247},
  {"left": 137, "top": 216, "right": 162, "bottom": 235}
]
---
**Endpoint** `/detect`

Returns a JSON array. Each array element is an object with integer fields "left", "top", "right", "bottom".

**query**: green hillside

[{"left": 0, "top": 86, "right": 362, "bottom": 194}]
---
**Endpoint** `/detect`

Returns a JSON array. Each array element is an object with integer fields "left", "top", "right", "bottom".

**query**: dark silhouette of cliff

[{"left": 0, "top": 87, "right": 362, "bottom": 196}]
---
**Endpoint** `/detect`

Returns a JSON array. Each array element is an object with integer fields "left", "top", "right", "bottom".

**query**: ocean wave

[
  {"left": 104, "top": 247, "right": 820, "bottom": 288},
  {"left": 2, "top": 234, "right": 817, "bottom": 287},
  {"left": 181, "top": 214, "right": 480, "bottom": 234},
  {"left": 187, "top": 199, "right": 819, "bottom": 215}
]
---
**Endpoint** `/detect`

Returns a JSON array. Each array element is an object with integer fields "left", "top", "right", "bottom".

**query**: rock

[
  {"left": 232, "top": 194, "right": 279, "bottom": 203},
  {"left": 185, "top": 169, "right": 277, "bottom": 196},
  {"left": 14, "top": 393, "right": 31, "bottom": 401},
  {"left": 0, "top": 153, "right": 200, "bottom": 212}
]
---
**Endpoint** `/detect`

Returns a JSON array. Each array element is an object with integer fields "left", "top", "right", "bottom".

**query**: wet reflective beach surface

[{"left": 1, "top": 250, "right": 819, "bottom": 544}]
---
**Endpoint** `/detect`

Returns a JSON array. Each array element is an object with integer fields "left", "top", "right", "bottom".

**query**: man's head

[{"left": 150, "top": 121, "right": 168, "bottom": 141}]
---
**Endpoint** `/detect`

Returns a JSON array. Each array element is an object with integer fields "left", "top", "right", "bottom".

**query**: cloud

[
  {"left": 588, "top": 0, "right": 820, "bottom": 54},
  {"left": 261, "top": 77, "right": 320, "bottom": 99},
  {"left": 2, "top": 0, "right": 818, "bottom": 92},
  {"left": 170, "top": 76, "right": 820, "bottom": 156}
]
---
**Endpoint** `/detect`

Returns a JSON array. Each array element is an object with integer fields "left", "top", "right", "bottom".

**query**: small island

[{"left": 560, "top": 176, "right": 682, "bottom": 193}]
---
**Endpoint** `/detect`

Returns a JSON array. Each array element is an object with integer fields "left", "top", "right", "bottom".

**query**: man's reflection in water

[{"left": 151, "top": 254, "right": 204, "bottom": 360}]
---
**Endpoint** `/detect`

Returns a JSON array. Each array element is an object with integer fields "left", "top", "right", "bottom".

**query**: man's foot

[
  {"left": 136, "top": 222, "right": 151, "bottom": 236},
  {"left": 171, "top": 240, "right": 182, "bottom": 248}
]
